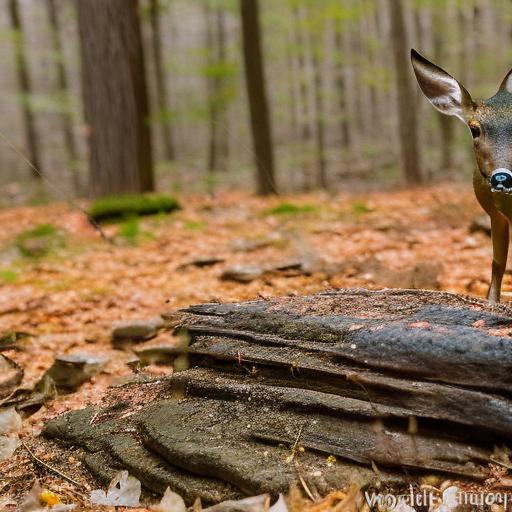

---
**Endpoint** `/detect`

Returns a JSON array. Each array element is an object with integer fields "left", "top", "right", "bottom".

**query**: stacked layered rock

[{"left": 43, "top": 289, "right": 512, "bottom": 505}]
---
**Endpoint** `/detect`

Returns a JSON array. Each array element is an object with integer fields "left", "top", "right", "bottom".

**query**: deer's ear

[
  {"left": 411, "top": 49, "right": 473, "bottom": 121},
  {"left": 498, "top": 68, "right": 512, "bottom": 94}
]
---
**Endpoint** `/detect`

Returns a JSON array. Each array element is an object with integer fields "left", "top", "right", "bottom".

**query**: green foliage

[
  {"left": 264, "top": 202, "right": 317, "bottom": 216},
  {"left": 89, "top": 194, "right": 180, "bottom": 223},
  {"left": 351, "top": 201, "right": 373, "bottom": 216},
  {"left": 13, "top": 91, "right": 74, "bottom": 115},
  {"left": 15, "top": 223, "right": 66, "bottom": 258},
  {"left": 0, "top": 269, "right": 18, "bottom": 284},
  {"left": 117, "top": 216, "right": 154, "bottom": 245},
  {"left": 183, "top": 219, "right": 206, "bottom": 230}
]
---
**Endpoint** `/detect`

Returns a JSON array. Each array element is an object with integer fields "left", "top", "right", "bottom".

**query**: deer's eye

[{"left": 469, "top": 123, "right": 481, "bottom": 138}]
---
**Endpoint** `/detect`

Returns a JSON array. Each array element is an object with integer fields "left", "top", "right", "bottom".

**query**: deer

[{"left": 411, "top": 49, "right": 512, "bottom": 303}]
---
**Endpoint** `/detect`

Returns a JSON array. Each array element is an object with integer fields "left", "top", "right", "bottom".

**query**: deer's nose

[{"left": 490, "top": 168, "right": 512, "bottom": 192}]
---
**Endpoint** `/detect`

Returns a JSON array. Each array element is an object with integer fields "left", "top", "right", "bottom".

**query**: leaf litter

[{"left": 0, "top": 185, "right": 508, "bottom": 510}]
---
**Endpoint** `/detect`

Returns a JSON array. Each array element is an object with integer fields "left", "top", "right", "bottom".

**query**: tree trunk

[
  {"left": 433, "top": 1, "right": 454, "bottom": 172},
  {"left": 309, "top": 28, "right": 327, "bottom": 189},
  {"left": 45, "top": 0, "right": 81, "bottom": 193},
  {"left": 149, "top": 0, "right": 175, "bottom": 162},
  {"left": 76, "top": 0, "right": 154, "bottom": 197},
  {"left": 387, "top": 0, "right": 422, "bottom": 184},
  {"left": 8, "top": 0, "right": 42, "bottom": 179},
  {"left": 291, "top": 3, "right": 314, "bottom": 191},
  {"left": 205, "top": 1, "right": 217, "bottom": 176},
  {"left": 216, "top": 8, "right": 229, "bottom": 171},
  {"left": 239, "top": 0, "right": 276, "bottom": 195},
  {"left": 333, "top": 19, "right": 351, "bottom": 151}
]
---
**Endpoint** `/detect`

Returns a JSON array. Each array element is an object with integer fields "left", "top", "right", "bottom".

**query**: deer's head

[{"left": 411, "top": 49, "right": 512, "bottom": 192}]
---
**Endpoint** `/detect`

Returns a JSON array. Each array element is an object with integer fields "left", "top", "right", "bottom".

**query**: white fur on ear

[
  {"left": 411, "top": 49, "right": 473, "bottom": 122},
  {"left": 430, "top": 76, "right": 463, "bottom": 117}
]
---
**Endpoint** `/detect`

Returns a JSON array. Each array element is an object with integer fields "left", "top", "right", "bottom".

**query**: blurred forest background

[{"left": 1, "top": 0, "right": 512, "bottom": 204}]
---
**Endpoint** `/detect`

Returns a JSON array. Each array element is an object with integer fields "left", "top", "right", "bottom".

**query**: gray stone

[{"left": 112, "top": 317, "right": 164, "bottom": 343}]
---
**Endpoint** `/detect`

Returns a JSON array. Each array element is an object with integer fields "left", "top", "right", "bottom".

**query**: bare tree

[
  {"left": 387, "top": 0, "right": 422, "bottom": 184},
  {"left": 76, "top": 0, "right": 154, "bottom": 197},
  {"left": 8, "top": 0, "right": 42, "bottom": 179},
  {"left": 334, "top": 17, "right": 351, "bottom": 151},
  {"left": 45, "top": 0, "right": 81, "bottom": 192},
  {"left": 433, "top": 1, "right": 454, "bottom": 172},
  {"left": 307, "top": 14, "right": 327, "bottom": 189},
  {"left": 205, "top": 3, "right": 229, "bottom": 174},
  {"left": 240, "top": 0, "right": 277, "bottom": 195},
  {"left": 149, "top": 0, "right": 175, "bottom": 162}
]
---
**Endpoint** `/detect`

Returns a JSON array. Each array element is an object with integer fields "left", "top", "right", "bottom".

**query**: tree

[
  {"left": 76, "top": 0, "right": 154, "bottom": 197},
  {"left": 387, "top": 0, "right": 422, "bottom": 184},
  {"left": 433, "top": 1, "right": 455, "bottom": 172},
  {"left": 204, "top": 2, "right": 230, "bottom": 175},
  {"left": 334, "top": 18, "right": 351, "bottom": 152},
  {"left": 45, "top": 0, "right": 81, "bottom": 192},
  {"left": 149, "top": 0, "right": 176, "bottom": 162},
  {"left": 8, "top": 0, "right": 42, "bottom": 179},
  {"left": 306, "top": 5, "right": 327, "bottom": 189},
  {"left": 239, "top": 0, "right": 276, "bottom": 195}
]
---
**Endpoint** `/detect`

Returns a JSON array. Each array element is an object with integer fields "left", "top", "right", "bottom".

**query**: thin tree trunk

[
  {"left": 387, "top": 0, "right": 422, "bottom": 184},
  {"left": 239, "top": 0, "right": 276, "bottom": 195},
  {"left": 77, "top": 0, "right": 154, "bottom": 197},
  {"left": 433, "top": 2, "right": 454, "bottom": 172},
  {"left": 334, "top": 18, "right": 350, "bottom": 151},
  {"left": 205, "top": 1, "right": 217, "bottom": 176},
  {"left": 285, "top": 40, "right": 300, "bottom": 142},
  {"left": 149, "top": 0, "right": 175, "bottom": 162},
  {"left": 216, "top": 8, "right": 229, "bottom": 170},
  {"left": 8, "top": 0, "right": 42, "bottom": 179},
  {"left": 310, "top": 32, "right": 327, "bottom": 189},
  {"left": 291, "top": 3, "right": 313, "bottom": 191},
  {"left": 45, "top": 0, "right": 81, "bottom": 193},
  {"left": 205, "top": 4, "right": 229, "bottom": 175}
]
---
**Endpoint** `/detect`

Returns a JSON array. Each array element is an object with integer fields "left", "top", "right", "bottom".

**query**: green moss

[
  {"left": 351, "top": 201, "right": 373, "bottom": 216},
  {"left": 117, "top": 216, "right": 154, "bottom": 245},
  {"left": 0, "top": 269, "right": 18, "bottom": 284},
  {"left": 15, "top": 223, "right": 65, "bottom": 258},
  {"left": 183, "top": 219, "right": 206, "bottom": 230},
  {"left": 89, "top": 194, "right": 180, "bottom": 223},
  {"left": 263, "top": 202, "right": 317, "bottom": 216}
]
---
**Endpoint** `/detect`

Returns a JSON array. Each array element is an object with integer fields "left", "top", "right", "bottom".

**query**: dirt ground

[{"left": 0, "top": 184, "right": 507, "bottom": 510}]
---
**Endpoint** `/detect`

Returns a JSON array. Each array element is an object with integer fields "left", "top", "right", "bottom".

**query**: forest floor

[{"left": 0, "top": 184, "right": 503, "bottom": 510}]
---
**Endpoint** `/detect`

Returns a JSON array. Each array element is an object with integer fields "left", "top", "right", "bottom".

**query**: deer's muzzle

[{"left": 490, "top": 168, "right": 512, "bottom": 193}]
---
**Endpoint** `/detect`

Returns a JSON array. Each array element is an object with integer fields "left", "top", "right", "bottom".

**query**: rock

[
  {"left": 46, "top": 352, "right": 108, "bottom": 391},
  {"left": 134, "top": 334, "right": 185, "bottom": 366},
  {"left": 220, "top": 266, "right": 264, "bottom": 283},
  {"left": 2, "top": 374, "right": 56, "bottom": 415},
  {"left": 0, "top": 407, "right": 22, "bottom": 461},
  {"left": 177, "top": 257, "right": 224, "bottom": 270},
  {"left": 112, "top": 317, "right": 164, "bottom": 344},
  {"left": 230, "top": 235, "right": 283, "bottom": 253},
  {"left": 0, "top": 355, "right": 23, "bottom": 401},
  {"left": 43, "top": 289, "right": 512, "bottom": 505},
  {"left": 469, "top": 215, "right": 491, "bottom": 236}
]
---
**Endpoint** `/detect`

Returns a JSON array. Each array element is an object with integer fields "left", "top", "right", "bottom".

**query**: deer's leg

[{"left": 488, "top": 214, "right": 509, "bottom": 303}]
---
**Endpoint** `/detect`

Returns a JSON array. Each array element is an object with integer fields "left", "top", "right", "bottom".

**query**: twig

[
  {"left": 294, "top": 461, "right": 317, "bottom": 503},
  {"left": 490, "top": 456, "right": 512, "bottom": 470},
  {"left": 286, "top": 423, "right": 305, "bottom": 464},
  {"left": 22, "top": 441, "right": 85, "bottom": 488},
  {"left": 0, "top": 130, "right": 113, "bottom": 245}
]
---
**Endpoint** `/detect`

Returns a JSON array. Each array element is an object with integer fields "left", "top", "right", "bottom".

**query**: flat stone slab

[{"left": 43, "top": 289, "right": 512, "bottom": 505}]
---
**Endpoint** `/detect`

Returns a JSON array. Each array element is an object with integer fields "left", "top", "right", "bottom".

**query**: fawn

[{"left": 411, "top": 49, "right": 512, "bottom": 303}]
